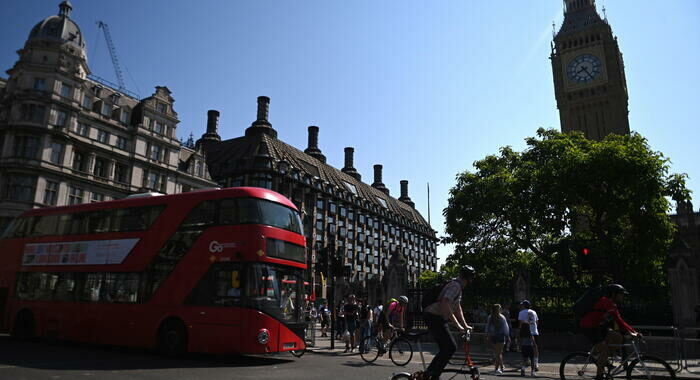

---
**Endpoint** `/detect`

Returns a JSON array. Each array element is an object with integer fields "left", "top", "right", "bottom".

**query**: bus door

[{"left": 187, "top": 265, "right": 244, "bottom": 353}]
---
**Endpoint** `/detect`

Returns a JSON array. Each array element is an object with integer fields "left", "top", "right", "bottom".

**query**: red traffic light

[{"left": 583, "top": 248, "right": 590, "bottom": 256}]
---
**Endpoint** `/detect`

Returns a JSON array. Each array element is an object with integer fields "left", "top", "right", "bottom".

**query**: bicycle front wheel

[
  {"left": 360, "top": 336, "right": 380, "bottom": 363},
  {"left": 626, "top": 355, "right": 675, "bottom": 380},
  {"left": 560, "top": 352, "right": 599, "bottom": 380},
  {"left": 390, "top": 373, "right": 412, "bottom": 380},
  {"left": 389, "top": 337, "right": 413, "bottom": 366}
]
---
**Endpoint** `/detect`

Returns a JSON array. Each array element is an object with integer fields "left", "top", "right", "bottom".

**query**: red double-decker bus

[{"left": 0, "top": 187, "right": 307, "bottom": 355}]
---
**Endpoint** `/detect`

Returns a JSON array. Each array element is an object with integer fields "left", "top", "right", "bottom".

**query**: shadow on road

[{"left": 0, "top": 335, "right": 294, "bottom": 371}]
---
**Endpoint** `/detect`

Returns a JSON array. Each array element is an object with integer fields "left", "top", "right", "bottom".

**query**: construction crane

[{"left": 96, "top": 21, "right": 126, "bottom": 92}]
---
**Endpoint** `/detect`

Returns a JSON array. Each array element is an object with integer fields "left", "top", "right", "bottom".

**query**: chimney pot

[
  {"left": 206, "top": 109, "right": 220, "bottom": 134},
  {"left": 256, "top": 96, "right": 270, "bottom": 122},
  {"left": 304, "top": 126, "right": 326, "bottom": 163}
]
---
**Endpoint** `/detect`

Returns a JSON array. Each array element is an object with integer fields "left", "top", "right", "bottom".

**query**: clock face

[{"left": 566, "top": 54, "right": 602, "bottom": 84}]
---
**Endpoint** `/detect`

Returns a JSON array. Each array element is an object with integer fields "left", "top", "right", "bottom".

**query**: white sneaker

[{"left": 496, "top": 369, "right": 503, "bottom": 376}]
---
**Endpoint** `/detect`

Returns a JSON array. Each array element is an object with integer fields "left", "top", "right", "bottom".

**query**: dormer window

[{"left": 157, "top": 102, "right": 167, "bottom": 114}]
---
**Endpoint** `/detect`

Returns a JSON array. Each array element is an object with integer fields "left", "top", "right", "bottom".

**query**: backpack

[
  {"left": 421, "top": 281, "right": 450, "bottom": 310},
  {"left": 382, "top": 298, "right": 398, "bottom": 318},
  {"left": 572, "top": 286, "right": 604, "bottom": 320}
]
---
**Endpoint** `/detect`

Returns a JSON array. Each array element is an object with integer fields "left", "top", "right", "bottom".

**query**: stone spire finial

[{"left": 59, "top": 1, "right": 73, "bottom": 18}]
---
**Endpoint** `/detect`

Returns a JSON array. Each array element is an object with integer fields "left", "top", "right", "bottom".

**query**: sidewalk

[{"left": 307, "top": 326, "right": 700, "bottom": 379}]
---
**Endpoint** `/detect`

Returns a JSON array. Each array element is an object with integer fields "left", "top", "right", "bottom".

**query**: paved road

[{"left": 0, "top": 335, "right": 564, "bottom": 380}]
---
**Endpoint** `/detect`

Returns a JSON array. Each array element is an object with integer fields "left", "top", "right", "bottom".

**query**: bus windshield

[
  {"left": 185, "top": 263, "right": 305, "bottom": 325},
  {"left": 247, "top": 264, "right": 304, "bottom": 324}
]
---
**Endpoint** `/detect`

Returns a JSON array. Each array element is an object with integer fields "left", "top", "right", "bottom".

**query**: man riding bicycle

[
  {"left": 421, "top": 265, "right": 475, "bottom": 380},
  {"left": 377, "top": 295, "right": 409, "bottom": 352},
  {"left": 579, "top": 283, "right": 640, "bottom": 380}
]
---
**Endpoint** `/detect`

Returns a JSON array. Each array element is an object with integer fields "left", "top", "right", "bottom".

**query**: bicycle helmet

[
  {"left": 399, "top": 295, "right": 409, "bottom": 304},
  {"left": 459, "top": 265, "right": 476, "bottom": 279},
  {"left": 606, "top": 283, "right": 629, "bottom": 296}
]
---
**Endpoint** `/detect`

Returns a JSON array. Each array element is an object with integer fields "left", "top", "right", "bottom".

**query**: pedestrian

[
  {"left": 319, "top": 301, "right": 331, "bottom": 337},
  {"left": 336, "top": 301, "right": 346, "bottom": 339},
  {"left": 518, "top": 300, "right": 540, "bottom": 371},
  {"left": 519, "top": 323, "right": 535, "bottom": 377},
  {"left": 343, "top": 294, "right": 359, "bottom": 352},
  {"left": 486, "top": 303, "right": 510, "bottom": 375},
  {"left": 358, "top": 299, "right": 373, "bottom": 353}
]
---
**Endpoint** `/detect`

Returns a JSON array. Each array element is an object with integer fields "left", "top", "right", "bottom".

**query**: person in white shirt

[{"left": 518, "top": 300, "right": 540, "bottom": 371}]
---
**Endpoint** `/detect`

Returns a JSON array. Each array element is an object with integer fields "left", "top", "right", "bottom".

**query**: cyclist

[
  {"left": 421, "top": 265, "right": 476, "bottom": 380},
  {"left": 377, "top": 296, "right": 409, "bottom": 353},
  {"left": 579, "top": 283, "right": 640, "bottom": 380}
]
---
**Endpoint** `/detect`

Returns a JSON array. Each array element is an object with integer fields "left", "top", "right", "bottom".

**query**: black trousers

[{"left": 424, "top": 312, "right": 456, "bottom": 379}]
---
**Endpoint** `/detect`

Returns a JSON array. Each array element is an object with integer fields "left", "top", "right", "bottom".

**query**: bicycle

[
  {"left": 360, "top": 327, "right": 414, "bottom": 366},
  {"left": 391, "top": 330, "right": 480, "bottom": 380},
  {"left": 560, "top": 335, "right": 676, "bottom": 380}
]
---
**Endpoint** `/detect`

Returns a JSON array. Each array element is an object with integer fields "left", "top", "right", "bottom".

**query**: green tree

[{"left": 443, "top": 129, "right": 690, "bottom": 288}]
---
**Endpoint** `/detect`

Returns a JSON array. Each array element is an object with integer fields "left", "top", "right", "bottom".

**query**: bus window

[
  {"left": 246, "top": 264, "right": 303, "bottom": 323},
  {"left": 110, "top": 205, "right": 164, "bottom": 232},
  {"left": 53, "top": 273, "right": 76, "bottom": 301},
  {"left": 181, "top": 201, "right": 217, "bottom": 229},
  {"left": 30, "top": 215, "right": 58, "bottom": 237},
  {"left": 87, "top": 210, "right": 111, "bottom": 233},
  {"left": 16, "top": 272, "right": 53, "bottom": 300},
  {"left": 101, "top": 273, "right": 139, "bottom": 303},
  {"left": 237, "top": 198, "right": 259, "bottom": 224},
  {"left": 80, "top": 273, "right": 103, "bottom": 302},
  {"left": 65, "top": 212, "right": 88, "bottom": 235},
  {"left": 219, "top": 199, "right": 238, "bottom": 225},
  {"left": 258, "top": 201, "right": 303, "bottom": 234}
]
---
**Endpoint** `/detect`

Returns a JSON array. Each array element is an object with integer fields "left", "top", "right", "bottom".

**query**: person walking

[
  {"left": 358, "top": 299, "right": 373, "bottom": 353},
  {"left": 343, "top": 294, "right": 359, "bottom": 352},
  {"left": 319, "top": 301, "right": 331, "bottom": 337},
  {"left": 336, "top": 301, "right": 346, "bottom": 340},
  {"left": 518, "top": 300, "right": 540, "bottom": 371},
  {"left": 518, "top": 323, "right": 536, "bottom": 377},
  {"left": 486, "top": 303, "right": 510, "bottom": 375},
  {"left": 421, "top": 265, "right": 476, "bottom": 380}
]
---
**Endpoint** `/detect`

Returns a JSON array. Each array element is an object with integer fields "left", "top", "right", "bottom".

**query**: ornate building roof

[
  {"left": 201, "top": 97, "right": 434, "bottom": 237},
  {"left": 26, "top": 1, "right": 86, "bottom": 59}
]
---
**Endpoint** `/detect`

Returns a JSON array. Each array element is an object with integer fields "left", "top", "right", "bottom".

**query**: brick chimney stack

[
  {"left": 372, "top": 164, "right": 389, "bottom": 195},
  {"left": 341, "top": 147, "right": 361, "bottom": 181},
  {"left": 304, "top": 126, "right": 326, "bottom": 163}
]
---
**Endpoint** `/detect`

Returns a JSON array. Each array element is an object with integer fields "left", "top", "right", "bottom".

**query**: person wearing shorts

[{"left": 486, "top": 303, "right": 510, "bottom": 375}]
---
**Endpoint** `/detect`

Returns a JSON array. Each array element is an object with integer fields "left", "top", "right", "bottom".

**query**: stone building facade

[
  {"left": 0, "top": 1, "right": 216, "bottom": 231},
  {"left": 198, "top": 97, "right": 438, "bottom": 302},
  {"left": 551, "top": 0, "right": 630, "bottom": 140}
]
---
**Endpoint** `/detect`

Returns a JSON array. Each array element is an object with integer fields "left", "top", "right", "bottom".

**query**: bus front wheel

[
  {"left": 158, "top": 319, "right": 187, "bottom": 356},
  {"left": 11, "top": 310, "right": 35, "bottom": 340}
]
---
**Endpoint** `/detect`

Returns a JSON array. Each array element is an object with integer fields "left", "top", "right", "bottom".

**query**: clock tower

[{"left": 551, "top": 0, "right": 630, "bottom": 140}]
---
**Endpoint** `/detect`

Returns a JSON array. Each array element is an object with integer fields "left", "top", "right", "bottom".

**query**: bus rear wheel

[
  {"left": 11, "top": 310, "right": 35, "bottom": 340},
  {"left": 158, "top": 320, "right": 187, "bottom": 356}
]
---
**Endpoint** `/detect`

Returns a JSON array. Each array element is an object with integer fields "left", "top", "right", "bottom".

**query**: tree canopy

[{"left": 443, "top": 129, "right": 690, "bottom": 288}]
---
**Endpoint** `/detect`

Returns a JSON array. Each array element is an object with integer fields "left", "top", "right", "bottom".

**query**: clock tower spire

[{"left": 551, "top": 0, "right": 630, "bottom": 140}]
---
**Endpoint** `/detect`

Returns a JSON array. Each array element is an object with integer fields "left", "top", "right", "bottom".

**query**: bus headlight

[{"left": 257, "top": 329, "right": 270, "bottom": 345}]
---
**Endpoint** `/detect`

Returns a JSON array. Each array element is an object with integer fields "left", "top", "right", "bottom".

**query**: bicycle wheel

[
  {"left": 626, "top": 355, "right": 675, "bottom": 380},
  {"left": 360, "top": 336, "right": 380, "bottom": 363},
  {"left": 389, "top": 337, "right": 413, "bottom": 366},
  {"left": 390, "top": 373, "right": 412, "bottom": 380},
  {"left": 560, "top": 352, "right": 599, "bottom": 380}
]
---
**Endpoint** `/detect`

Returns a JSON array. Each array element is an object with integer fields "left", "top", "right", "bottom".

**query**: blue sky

[{"left": 2, "top": 1, "right": 699, "bottom": 266}]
